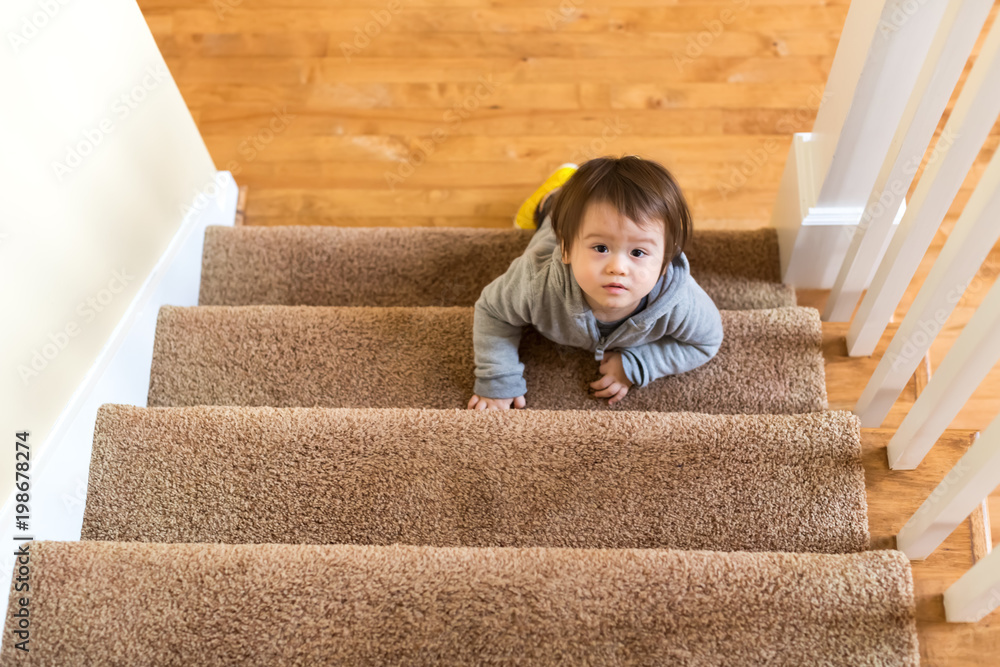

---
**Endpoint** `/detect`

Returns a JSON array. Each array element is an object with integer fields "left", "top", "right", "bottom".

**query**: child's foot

[
  {"left": 514, "top": 163, "right": 578, "bottom": 230},
  {"left": 533, "top": 188, "right": 559, "bottom": 227}
]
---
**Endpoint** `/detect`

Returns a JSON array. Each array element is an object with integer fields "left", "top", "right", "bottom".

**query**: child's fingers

[
  {"left": 468, "top": 395, "right": 478, "bottom": 409},
  {"left": 590, "top": 375, "right": 614, "bottom": 390},
  {"left": 608, "top": 386, "right": 628, "bottom": 404},
  {"left": 594, "top": 381, "right": 623, "bottom": 398}
]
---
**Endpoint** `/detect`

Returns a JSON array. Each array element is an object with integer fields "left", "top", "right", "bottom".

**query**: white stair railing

[
  {"left": 770, "top": 0, "right": 953, "bottom": 290},
  {"left": 822, "top": 0, "right": 994, "bottom": 323},
  {"left": 845, "top": 10, "right": 1000, "bottom": 357},
  {"left": 779, "top": 0, "right": 1000, "bottom": 624}
]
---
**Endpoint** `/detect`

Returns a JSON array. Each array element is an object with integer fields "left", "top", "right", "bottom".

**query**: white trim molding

[{"left": 773, "top": 134, "right": 903, "bottom": 289}]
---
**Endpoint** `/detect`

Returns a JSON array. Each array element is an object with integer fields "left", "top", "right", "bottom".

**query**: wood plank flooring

[{"left": 140, "top": 0, "right": 1000, "bottom": 659}]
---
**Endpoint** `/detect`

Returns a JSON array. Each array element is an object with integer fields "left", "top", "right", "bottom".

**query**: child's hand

[
  {"left": 590, "top": 351, "right": 633, "bottom": 405},
  {"left": 468, "top": 394, "right": 526, "bottom": 410}
]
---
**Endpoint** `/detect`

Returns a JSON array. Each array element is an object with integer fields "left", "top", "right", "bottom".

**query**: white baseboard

[{"left": 0, "top": 171, "right": 238, "bottom": 625}]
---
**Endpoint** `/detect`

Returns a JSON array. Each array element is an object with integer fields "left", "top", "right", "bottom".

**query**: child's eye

[{"left": 592, "top": 245, "right": 647, "bottom": 257}]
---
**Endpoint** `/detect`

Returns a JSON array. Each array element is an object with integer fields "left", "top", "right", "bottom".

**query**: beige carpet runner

[
  {"left": 1, "top": 217, "right": 922, "bottom": 663},
  {"left": 147, "top": 305, "right": 827, "bottom": 413},
  {"left": 199, "top": 225, "right": 796, "bottom": 310},
  {"left": 82, "top": 405, "right": 868, "bottom": 553},
  {"left": 1, "top": 542, "right": 918, "bottom": 666}
]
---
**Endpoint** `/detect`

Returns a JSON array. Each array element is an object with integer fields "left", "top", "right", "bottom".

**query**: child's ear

[{"left": 560, "top": 244, "right": 570, "bottom": 264}]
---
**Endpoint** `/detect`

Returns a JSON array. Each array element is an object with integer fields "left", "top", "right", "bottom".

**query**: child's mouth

[{"left": 603, "top": 285, "right": 626, "bottom": 293}]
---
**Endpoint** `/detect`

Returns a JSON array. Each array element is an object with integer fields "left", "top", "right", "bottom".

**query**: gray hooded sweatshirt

[{"left": 472, "top": 216, "right": 725, "bottom": 399}]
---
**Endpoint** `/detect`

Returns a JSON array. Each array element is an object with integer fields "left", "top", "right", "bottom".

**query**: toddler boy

[{"left": 468, "top": 156, "right": 724, "bottom": 410}]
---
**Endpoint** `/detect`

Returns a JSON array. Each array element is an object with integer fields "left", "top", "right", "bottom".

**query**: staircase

[{"left": 1, "top": 225, "right": 921, "bottom": 664}]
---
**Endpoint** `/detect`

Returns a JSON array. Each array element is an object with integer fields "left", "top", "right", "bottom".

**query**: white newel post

[{"left": 772, "top": 0, "right": 952, "bottom": 290}]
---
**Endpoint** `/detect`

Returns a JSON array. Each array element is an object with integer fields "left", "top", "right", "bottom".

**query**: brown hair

[{"left": 549, "top": 155, "right": 692, "bottom": 276}]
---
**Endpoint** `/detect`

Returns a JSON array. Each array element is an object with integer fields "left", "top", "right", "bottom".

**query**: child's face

[{"left": 560, "top": 200, "right": 666, "bottom": 322}]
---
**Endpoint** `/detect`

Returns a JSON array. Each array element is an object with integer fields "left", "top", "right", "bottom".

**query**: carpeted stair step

[
  {"left": 147, "top": 305, "right": 827, "bottom": 413},
  {"left": 199, "top": 225, "right": 796, "bottom": 310},
  {"left": 1, "top": 541, "right": 918, "bottom": 666},
  {"left": 82, "top": 405, "right": 868, "bottom": 553}
]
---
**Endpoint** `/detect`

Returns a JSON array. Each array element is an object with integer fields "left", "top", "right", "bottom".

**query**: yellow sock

[{"left": 514, "top": 163, "right": 578, "bottom": 230}]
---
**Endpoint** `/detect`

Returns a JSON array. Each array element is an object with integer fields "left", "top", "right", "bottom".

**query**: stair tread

[
  {"left": 199, "top": 225, "right": 796, "bottom": 310},
  {"left": 83, "top": 405, "right": 868, "bottom": 553},
  {"left": 148, "top": 305, "right": 827, "bottom": 414},
  {"left": 3, "top": 541, "right": 918, "bottom": 666}
]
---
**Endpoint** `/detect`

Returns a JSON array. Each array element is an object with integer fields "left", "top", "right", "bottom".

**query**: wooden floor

[{"left": 140, "top": 0, "right": 1000, "bottom": 660}]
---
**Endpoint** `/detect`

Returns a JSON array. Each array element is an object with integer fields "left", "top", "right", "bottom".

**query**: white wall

[{"left": 0, "top": 1, "right": 218, "bottom": 510}]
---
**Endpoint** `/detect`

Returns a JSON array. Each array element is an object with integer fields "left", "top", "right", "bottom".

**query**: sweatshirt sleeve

[
  {"left": 471, "top": 259, "right": 536, "bottom": 399},
  {"left": 618, "top": 279, "right": 724, "bottom": 388}
]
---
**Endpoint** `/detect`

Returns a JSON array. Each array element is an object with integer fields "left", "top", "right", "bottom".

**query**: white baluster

[
  {"left": 944, "top": 545, "right": 1000, "bottom": 622},
  {"left": 887, "top": 277, "right": 1000, "bottom": 469},
  {"left": 896, "top": 415, "right": 1000, "bottom": 560},
  {"left": 855, "top": 136, "right": 1000, "bottom": 427}
]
